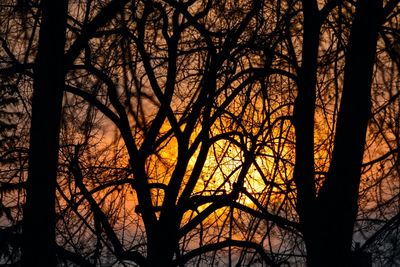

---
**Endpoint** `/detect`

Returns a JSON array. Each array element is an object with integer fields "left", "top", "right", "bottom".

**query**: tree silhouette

[
  {"left": 59, "top": 1, "right": 286, "bottom": 265},
  {"left": 0, "top": 0, "right": 399, "bottom": 266},
  {"left": 294, "top": 0, "right": 383, "bottom": 265},
  {"left": 282, "top": 0, "right": 399, "bottom": 265},
  {"left": 21, "top": 1, "right": 68, "bottom": 266}
]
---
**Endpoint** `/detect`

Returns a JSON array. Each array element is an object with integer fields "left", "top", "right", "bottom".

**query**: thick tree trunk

[
  {"left": 21, "top": 1, "right": 68, "bottom": 266},
  {"left": 146, "top": 223, "right": 178, "bottom": 267},
  {"left": 292, "top": 1, "right": 321, "bottom": 265},
  {"left": 306, "top": 0, "right": 382, "bottom": 266}
]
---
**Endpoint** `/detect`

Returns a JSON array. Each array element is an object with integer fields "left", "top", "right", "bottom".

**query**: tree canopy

[{"left": 0, "top": 0, "right": 399, "bottom": 266}]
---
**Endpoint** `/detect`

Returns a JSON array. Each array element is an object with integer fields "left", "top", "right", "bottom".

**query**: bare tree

[
  {"left": 1, "top": 1, "right": 399, "bottom": 266},
  {"left": 261, "top": 0, "right": 400, "bottom": 265},
  {"left": 60, "top": 1, "right": 287, "bottom": 265}
]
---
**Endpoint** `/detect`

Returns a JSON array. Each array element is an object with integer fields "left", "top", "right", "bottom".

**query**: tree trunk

[
  {"left": 146, "top": 223, "right": 178, "bottom": 267},
  {"left": 21, "top": 0, "right": 68, "bottom": 266},
  {"left": 306, "top": 0, "right": 382, "bottom": 266},
  {"left": 292, "top": 0, "right": 320, "bottom": 265}
]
